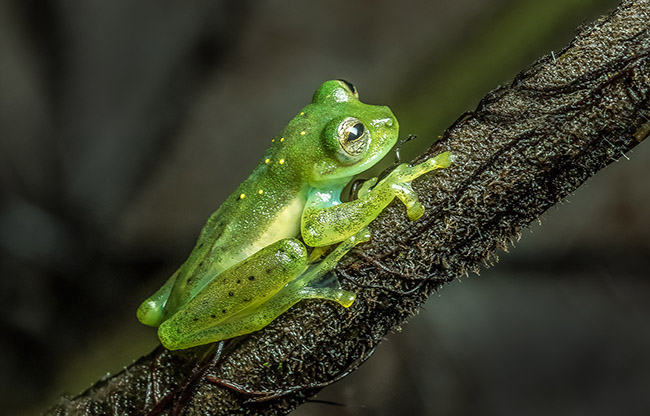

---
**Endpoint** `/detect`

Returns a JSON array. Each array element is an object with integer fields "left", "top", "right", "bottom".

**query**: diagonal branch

[{"left": 46, "top": 1, "right": 650, "bottom": 414}]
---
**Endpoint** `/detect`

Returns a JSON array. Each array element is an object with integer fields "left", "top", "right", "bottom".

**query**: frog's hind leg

[
  {"left": 163, "top": 229, "right": 369, "bottom": 347},
  {"left": 225, "top": 227, "right": 370, "bottom": 330},
  {"left": 158, "top": 238, "right": 308, "bottom": 349}
]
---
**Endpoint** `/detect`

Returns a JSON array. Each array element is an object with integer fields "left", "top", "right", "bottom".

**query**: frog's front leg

[{"left": 302, "top": 151, "right": 452, "bottom": 246}]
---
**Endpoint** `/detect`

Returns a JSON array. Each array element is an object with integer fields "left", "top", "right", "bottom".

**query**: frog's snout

[
  {"left": 371, "top": 106, "right": 398, "bottom": 130},
  {"left": 375, "top": 117, "right": 395, "bottom": 128}
]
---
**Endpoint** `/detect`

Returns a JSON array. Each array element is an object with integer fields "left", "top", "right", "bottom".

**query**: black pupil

[
  {"left": 347, "top": 123, "right": 364, "bottom": 142},
  {"left": 337, "top": 79, "right": 356, "bottom": 94}
]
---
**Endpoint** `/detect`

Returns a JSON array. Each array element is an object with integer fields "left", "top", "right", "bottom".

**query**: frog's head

[{"left": 282, "top": 80, "right": 399, "bottom": 188}]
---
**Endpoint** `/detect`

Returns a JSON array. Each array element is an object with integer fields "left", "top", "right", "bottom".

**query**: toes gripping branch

[{"left": 382, "top": 151, "right": 452, "bottom": 220}]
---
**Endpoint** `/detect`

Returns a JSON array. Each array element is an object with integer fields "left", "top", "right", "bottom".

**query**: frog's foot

[
  {"left": 389, "top": 151, "right": 452, "bottom": 182},
  {"left": 391, "top": 182, "right": 425, "bottom": 221},
  {"left": 357, "top": 177, "right": 378, "bottom": 198},
  {"left": 427, "top": 150, "right": 454, "bottom": 169},
  {"left": 381, "top": 151, "right": 452, "bottom": 220},
  {"left": 296, "top": 286, "right": 356, "bottom": 308},
  {"left": 287, "top": 227, "right": 370, "bottom": 306}
]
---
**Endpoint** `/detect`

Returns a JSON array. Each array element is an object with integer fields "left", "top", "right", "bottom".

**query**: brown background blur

[{"left": 1, "top": 0, "right": 649, "bottom": 415}]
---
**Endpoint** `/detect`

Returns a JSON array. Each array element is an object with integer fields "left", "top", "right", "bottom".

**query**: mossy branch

[{"left": 46, "top": 1, "right": 650, "bottom": 414}]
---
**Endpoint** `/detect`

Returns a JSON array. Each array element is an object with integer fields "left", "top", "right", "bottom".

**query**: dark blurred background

[{"left": 1, "top": 0, "right": 648, "bottom": 415}]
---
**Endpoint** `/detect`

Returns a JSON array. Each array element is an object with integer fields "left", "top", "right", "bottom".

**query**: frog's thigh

[{"left": 158, "top": 238, "right": 307, "bottom": 350}]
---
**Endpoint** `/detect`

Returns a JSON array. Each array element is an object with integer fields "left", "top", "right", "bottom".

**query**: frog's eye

[
  {"left": 338, "top": 117, "right": 369, "bottom": 157},
  {"left": 313, "top": 80, "right": 359, "bottom": 103},
  {"left": 337, "top": 79, "right": 359, "bottom": 98}
]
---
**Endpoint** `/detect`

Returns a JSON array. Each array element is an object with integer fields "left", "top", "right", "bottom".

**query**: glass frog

[{"left": 137, "top": 80, "right": 452, "bottom": 350}]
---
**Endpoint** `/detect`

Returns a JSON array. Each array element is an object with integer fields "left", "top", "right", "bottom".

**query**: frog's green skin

[{"left": 137, "top": 80, "right": 452, "bottom": 350}]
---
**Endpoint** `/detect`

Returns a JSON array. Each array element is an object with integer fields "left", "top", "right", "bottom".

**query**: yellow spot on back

[
  {"left": 265, "top": 158, "right": 270, "bottom": 164},
  {"left": 258, "top": 189, "right": 264, "bottom": 195},
  {"left": 280, "top": 137, "right": 285, "bottom": 142},
  {"left": 300, "top": 131, "right": 306, "bottom": 136},
  {"left": 300, "top": 111, "right": 305, "bottom": 116},
  {"left": 272, "top": 139, "right": 275, "bottom": 142},
  {"left": 279, "top": 159, "right": 285, "bottom": 165},
  {"left": 239, "top": 193, "right": 246, "bottom": 199}
]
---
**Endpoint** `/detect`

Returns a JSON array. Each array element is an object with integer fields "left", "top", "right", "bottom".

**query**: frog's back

[
  {"left": 201, "top": 166, "right": 307, "bottom": 268},
  {"left": 163, "top": 159, "right": 308, "bottom": 316}
]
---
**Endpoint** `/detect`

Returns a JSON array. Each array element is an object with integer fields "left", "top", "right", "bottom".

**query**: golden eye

[{"left": 338, "top": 117, "right": 368, "bottom": 156}]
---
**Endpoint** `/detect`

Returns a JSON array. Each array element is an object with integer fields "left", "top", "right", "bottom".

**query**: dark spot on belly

[
  {"left": 248, "top": 276, "right": 255, "bottom": 281},
  {"left": 211, "top": 314, "right": 216, "bottom": 319},
  {"left": 265, "top": 268, "right": 272, "bottom": 274},
  {"left": 193, "top": 317, "right": 199, "bottom": 322},
  {"left": 199, "top": 261, "right": 204, "bottom": 267},
  {"left": 228, "top": 292, "right": 234, "bottom": 297},
  {"left": 222, "top": 309, "right": 227, "bottom": 314},
  {"left": 236, "top": 279, "right": 241, "bottom": 284}
]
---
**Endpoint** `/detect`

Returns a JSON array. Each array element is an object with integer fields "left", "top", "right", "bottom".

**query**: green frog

[{"left": 137, "top": 80, "right": 451, "bottom": 349}]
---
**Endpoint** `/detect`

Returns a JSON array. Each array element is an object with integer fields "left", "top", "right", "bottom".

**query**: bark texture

[{"left": 46, "top": 0, "right": 650, "bottom": 414}]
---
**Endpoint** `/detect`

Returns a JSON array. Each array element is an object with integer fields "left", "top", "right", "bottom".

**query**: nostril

[{"left": 374, "top": 117, "right": 394, "bottom": 128}]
